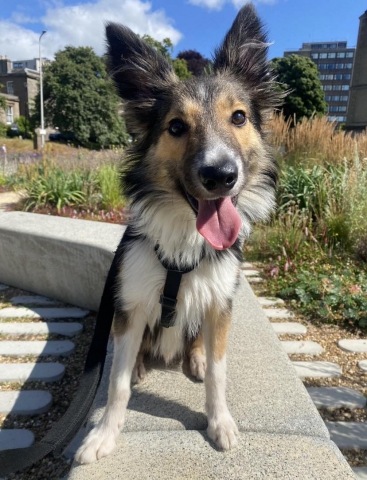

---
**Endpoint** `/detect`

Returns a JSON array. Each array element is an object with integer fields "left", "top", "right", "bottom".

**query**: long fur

[{"left": 76, "top": 3, "right": 282, "bottom": 464}]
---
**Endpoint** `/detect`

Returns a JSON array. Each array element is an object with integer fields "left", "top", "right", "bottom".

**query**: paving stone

[
  {"left": 10, "top": 295, "right": 63, "bottom": 306},
  {"left": 0, "top": 307, "right": 88, "bottom": 319},
  {"left": 338, "top": 339, "right": 367, "bottom": 353},
  {"left": 242, "top": 269, "right": 260, "bottom": 277},
  {"left": 241, "top": 262, "right": 254, "bottom": 269},
  {"left": 326, "top": 422, "right": 367, "bottom": 449},
  {"left": 359, "top": 360, "right": 367, "bottom": 372},
  {"left": 247, "top": 277, "right": 264, "bottom": 284},
  {"left": 0, "top": 284, "right": 8, "bottom": 291},
  {"left": 292, "top": 361, "right": 342, "bottom": 378},
  {"left": 281, "top": 341, "right": 323, "bottom": 355},
  {"left": 0, "top": 362, "right": 65, "bottom": 383},
  {"left": 271, "top": 322, "right": 307, "bottom": 335},
  {"left": 264, "top": 308, "right": 294, "bottom": 319},
  {"left": 0, "top": 340, "right": 75, "bottom": 357},
  {"left": 0, "top": 429, "right": 34, "bottom": 450},
  {"left": 0, "top": 391, "right": 52, "bottom": 415},
  {"left": 0, "top": 322, "right": 83, "bottom": 337},
  {"left": 353, "top": 467, "right": 367, "bottom": 479},
  {"left": 307, "top": 387, "right": 367, "bottom": 409},
  {"left": 257, "top": 296, "right": 285, "bottom": 307}
]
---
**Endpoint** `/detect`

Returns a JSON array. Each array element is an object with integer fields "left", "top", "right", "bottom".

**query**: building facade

[
  {"left": 285, "top": 42, "right": 356, "bottom": 124},
  {"left": 346, "top": 11, "right": 367, "bottom": 131},
  {"left": 0, "top": 93, "right": 20, "bottom": 125},
  {"left": 12, "top": 57, "right": 51, "bottom": 73},
  {"left": 0, "top": 57, "right": 39, "bottom": 119}
]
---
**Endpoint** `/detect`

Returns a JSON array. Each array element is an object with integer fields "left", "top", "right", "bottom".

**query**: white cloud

[
  {"left": 189, "top": 0, "right": 277, "bottom": 10},
  {"left": 0, "top": 0, "right": 182, "bottom": 61}
]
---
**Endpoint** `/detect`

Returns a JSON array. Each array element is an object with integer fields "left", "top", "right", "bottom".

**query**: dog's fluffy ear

[
  {"left": 213, "top": 3, "right": 279, "bottom": 110},
  {"left": 105, "top": 23, "right": 177, "bottom": 102}
]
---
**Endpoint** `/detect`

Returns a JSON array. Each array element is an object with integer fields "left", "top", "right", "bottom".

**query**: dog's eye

[
  {"left": 168, "top": 119, "right": 185, "bottom": 137},
  {"left": 231, "top": 111, "right": 246, "bottom": 127}
]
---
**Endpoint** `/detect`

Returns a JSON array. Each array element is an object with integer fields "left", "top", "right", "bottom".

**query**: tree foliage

[
  {"left": 32, "top": 46, "right": 128, "bottom": 148},
  {"left": 0, "top": 84, "right": 6, "bottom": 112},
  {"left": 140, "top": 35, "right": 191, "bottom": 80},
  {"left": 271, "top": 55, "right": 327, "bottom": 121},
  {"left": 177, "top": 50, "right": 210, "bottom": 76}
]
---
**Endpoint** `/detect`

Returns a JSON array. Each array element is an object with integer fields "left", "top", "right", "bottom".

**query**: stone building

[
  {"left": 0, "top": 93, "right": 20, "bottom": 125},
  {"left": 346, "top": 11, "right": 367, "bottom": 131},
  {"left": 0, "top": 56, "right": 40, "bottom": 119}
]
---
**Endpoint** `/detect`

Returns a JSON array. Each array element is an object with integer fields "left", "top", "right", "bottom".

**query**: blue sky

[{"left": 0, "top": 0, "right": 365, "bottom": 62}]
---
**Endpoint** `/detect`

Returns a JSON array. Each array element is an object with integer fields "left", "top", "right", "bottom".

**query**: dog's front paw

[
  {"left": 75, "top": 426, "right": 118, "bottom": 464},
  {"left": 207, "top": 413, "right": 239, "bottom": 450},
  {"left": 189, "top": 350, "right": 206, "bottom": 381}
]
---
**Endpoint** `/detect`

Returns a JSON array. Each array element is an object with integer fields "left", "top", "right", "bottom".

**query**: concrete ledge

[
  {"left": 68, "top": 431, "right": 354, "bottom": 480},
  {"left": 0, "top": 212, "right": 124, "bottom": 310},
  {"left": 0, "top": 212, "right": 354, "bottom": 478}
]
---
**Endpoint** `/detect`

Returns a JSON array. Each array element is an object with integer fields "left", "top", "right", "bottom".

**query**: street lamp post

[{"left": 39, "top": 30, "right": 47, "bottom": 148}]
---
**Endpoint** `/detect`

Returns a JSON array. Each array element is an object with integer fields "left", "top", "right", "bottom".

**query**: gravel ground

[
  {"left": 0, "top": 285, "right": 95, "bottom": 480},
  {"left": 251, "top": 266, "right": 367, "bottom": 469}
]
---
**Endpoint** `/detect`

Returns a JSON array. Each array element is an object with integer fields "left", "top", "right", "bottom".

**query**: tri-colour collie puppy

[{"left": 76, "top": 3, "right": 281, "bottom": 464}]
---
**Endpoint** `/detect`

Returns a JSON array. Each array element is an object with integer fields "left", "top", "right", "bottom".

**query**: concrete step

[
  {"left": 0, "top": 390, "right": 52, "bottom": 415},
  {"left": 0, "top": 307, "right": 88, "bottom": 319},
  {"left": 281, "top": 341, "right": 323, "bottom": 355},
  {"left": 10, "top": 295, "right": 63, "bottom": 306},
  {"left": 338, "top": 339, "right": 367, "bottom": 353},
  {"left": 264, "top": 308, "right": 294, "bottom": 319},
  {"left": 0, "top": 340, "right": 75, "bottom": 357},
  {"left": 257, "top": 297, "right": 285, "bottom": 307},
  {"left": 0, "top": 322, "right": 83, "bottom": 337},
  {"left": 307, "top": 387, "right": 367, "bottom": 409},
  {"left": 0, "top": 362, "right": 65, "bottom": 383},
  {"left": 326, "top": 422, "right": 367, "bottom": 449},
  {"left": 0, "top": 429, "right": 34, "bottom": 450},
  {"left": 271, "top": 322, "right": 307, "bottom": 335},
  {"left": 292, "top": 361, "right": 342, "bottom": 378}
]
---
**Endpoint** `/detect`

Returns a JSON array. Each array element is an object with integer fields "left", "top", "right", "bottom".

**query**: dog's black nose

[{"left": 199, "top": 162, "right": 238, "bottom": 192}]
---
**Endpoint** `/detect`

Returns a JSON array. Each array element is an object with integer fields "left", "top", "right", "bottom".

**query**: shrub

[{"left": 0, "top": 123, "right": 7, "bottom": 138}]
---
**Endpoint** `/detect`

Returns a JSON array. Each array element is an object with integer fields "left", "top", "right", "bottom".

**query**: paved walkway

[{"left": 0, "top": 284, "right": 88, "bottom": 449}]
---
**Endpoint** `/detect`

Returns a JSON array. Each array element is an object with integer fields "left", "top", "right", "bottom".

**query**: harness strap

[
  {"left": 0, "top": 235, "right": 125, "bottom": 476},
  {"left": 155, "top": 245, "right": 204, "bottom": 328}
]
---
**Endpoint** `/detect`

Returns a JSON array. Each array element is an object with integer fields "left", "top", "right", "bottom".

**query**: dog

[{"left": 75, "top": 3, "right": 281, "bottom": 464}]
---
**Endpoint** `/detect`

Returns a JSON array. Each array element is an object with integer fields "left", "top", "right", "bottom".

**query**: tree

[
  {"left": 140, "top": 35, "right": 191, "bottom": 80},
  {"left": 32, "top": 46, "right": 129, "bottom": 148},
  {"left": 271, "top": 55, "right": 327, "bottom": 121},
  {"left": 177, "top": 50, "right": 210, "bottom": 76}
]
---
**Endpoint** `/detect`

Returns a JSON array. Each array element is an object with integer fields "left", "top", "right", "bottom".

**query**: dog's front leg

[
  {"left": 203, "top": 306, "right": 238, "bottom": 450},
  {"left": 75, "top": 310, "right": 146, "bottom": 464}
]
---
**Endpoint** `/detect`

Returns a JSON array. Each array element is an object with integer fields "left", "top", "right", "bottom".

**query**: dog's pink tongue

[{"left": 196, "top": 197, "right": 242, "bottom": 250}]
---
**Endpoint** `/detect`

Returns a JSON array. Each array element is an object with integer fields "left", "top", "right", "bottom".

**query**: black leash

[{"left": 0, "top": 235, "right": 125, "bottom": 476}]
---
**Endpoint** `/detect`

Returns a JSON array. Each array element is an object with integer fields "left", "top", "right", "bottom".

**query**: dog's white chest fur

[{"left": 117, "top": 235, "right": 239, "bottom": 363}]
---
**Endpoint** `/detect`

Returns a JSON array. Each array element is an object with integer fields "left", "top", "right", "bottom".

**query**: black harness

[
  {"left": 0, "top": 237, "right": 203, "bottom": 476},
  {"left": 155, "top": 245, "right": 204, "bottom": 328}
]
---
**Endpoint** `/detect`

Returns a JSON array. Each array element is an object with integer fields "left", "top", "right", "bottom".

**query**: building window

[
  {"left": 337, "top": 52, "right": 345, "bottom": 58},
  {"left": 332, "top": 85, "right": 341, "bottom": 91},
  {"left": 338, "top": 42, "right": 347, "bottom": 48},
  {"left": 342, "top": 74, "right": 351, "bottom": 80},
  {"left": 311, "top": 53, "right": 319, "bottom": 59},
  {"left": 327, "top": 64, "right": 335, "bottom": 69},
  {"left": 345, "top": 63, "right": 353, "bottom": 69},
  {"left": 323, "top": 85, "right": 332, "bottom": 91},
  {"left": 340, "top": 95, "right": 348, "bottom": 101},
  {"left": 332, "top": 96, "right": 340, "bottom": 101},
  {"left": 6, "top": 106, "right": 13, "bottom": 124},
  {"left": 319, "top": 53, "right": 327, "bottom": 59},
  {"left": 346, "top": 52, "right": 354, "bottom": 58},
  {"left": 327, "top": 53, "right": 336, "bottom": 58},
  {"left": 6, "top": 81, "right": 14, "bottom": 94},
  {"left": 319, "top": 64, "right": 327, "bottom": 70},
  {"left": 341, "top": 85, "right": 349, "bottom": 90},
  {"left": 325, "top": 95, "right": 332, "bottom": 101}
]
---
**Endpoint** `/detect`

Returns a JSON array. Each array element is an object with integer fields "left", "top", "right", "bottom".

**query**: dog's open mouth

[{"left": 185, "top": 191, "right": 241, "bottom": 251}]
